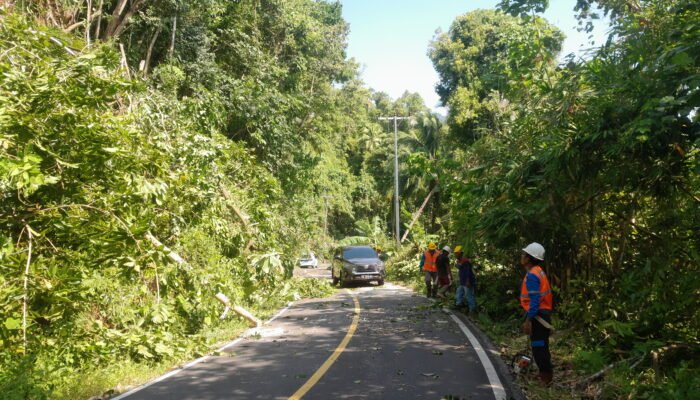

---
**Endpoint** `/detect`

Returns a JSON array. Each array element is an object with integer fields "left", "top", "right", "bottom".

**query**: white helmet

[
  {"left": 522, "top": 242, "right": 545, "bottom": 261},
  {"left": 442, "top": 246, "right": 451, "bottom": 253}
]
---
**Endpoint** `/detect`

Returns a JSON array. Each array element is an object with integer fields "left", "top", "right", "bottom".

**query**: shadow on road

[{"left": 122, "top": 286, "right": 498, "bottom": 400}]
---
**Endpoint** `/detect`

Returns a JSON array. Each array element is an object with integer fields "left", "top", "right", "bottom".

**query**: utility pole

[{"left": 379, "top": 116, "right": 410, "bottom": 248}]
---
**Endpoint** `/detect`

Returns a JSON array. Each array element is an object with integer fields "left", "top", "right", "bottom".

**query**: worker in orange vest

[
  {"left": 419, "top": 242, "right": 439, "bottom": 298},
  {"left": 520, "top": 242, "right": 554, "bottom": 385}
]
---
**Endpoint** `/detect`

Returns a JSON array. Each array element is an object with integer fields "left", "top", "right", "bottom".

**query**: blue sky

[{"left": 340, "top": 0, "right": 610, "bottom": 112}]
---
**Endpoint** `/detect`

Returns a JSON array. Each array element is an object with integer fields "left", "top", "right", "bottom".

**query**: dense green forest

[
  {"left": 0, "top": 0, "right": 445, "bottom": 397},
  {"left": 0, "top": 0, "right": 698, "bottom": 399},
  {"left": 392, "top": 1, "right": 699, "bottom": 398},
  {"left": 424, "top": 1, "right": 698, "bottom": 398}
]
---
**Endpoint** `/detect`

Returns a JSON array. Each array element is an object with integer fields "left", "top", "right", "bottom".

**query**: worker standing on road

[
  {"left": 454, "top": 246, "right": 476, "bottom": 312},
  {"left": 436, "top": 246, "right": 452, "bottom": 299},
  {"left": 419, "top": 242, "right": 439, "bottom": 297},
  {"left": 520, "top": 242, "right": 554, "bottom": 385}
]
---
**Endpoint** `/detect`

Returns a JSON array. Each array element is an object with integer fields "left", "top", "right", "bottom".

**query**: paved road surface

[
  {"left": 293, "top": 264, "right": 331, "bottom": 280},
  {"left": 116, "top": 284, "right": 506, "bottom": 400}
]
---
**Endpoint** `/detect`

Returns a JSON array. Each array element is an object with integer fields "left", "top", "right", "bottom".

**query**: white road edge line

[
  {"left": 445, "top": 308, "right": 507, "bottom": 400},
  {"left": 111, "top": 301, "right": 295, "bottom": 400}
]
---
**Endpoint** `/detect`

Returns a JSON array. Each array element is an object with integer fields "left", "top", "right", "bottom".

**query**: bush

[
  {"left": 0, "top": 14, "right": 331, "bottom": 397},
  {"left": 386, "top": 247, "right": 423, "bottom": 288},
  {"left": 572, "top": 349, "right": 608, "bottom": 374}
]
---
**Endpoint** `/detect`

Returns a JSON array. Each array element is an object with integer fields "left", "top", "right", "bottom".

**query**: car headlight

[{"left": 344, "top": 262, "right": 356, "bottom": 273}]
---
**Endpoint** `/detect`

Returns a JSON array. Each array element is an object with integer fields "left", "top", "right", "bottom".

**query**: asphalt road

[
  {"left": 116, "top": 283, "right": 506, "bottom": 400},
  {"left": 292, "top": 264, "right": 332, "bottom": 279}
]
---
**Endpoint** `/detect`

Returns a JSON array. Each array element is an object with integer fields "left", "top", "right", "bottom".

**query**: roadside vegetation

[
  {"left": 389, "top": 1, "right": 699, "bottom": 399},
  {"left": 0, "top": 1, "right": 378, "bottom": 397},
  {"left": 1, "top": 0, "right": 698, "bottom": 399}
]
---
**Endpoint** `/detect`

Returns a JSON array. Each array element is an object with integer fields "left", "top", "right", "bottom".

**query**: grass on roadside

[
  {"left": 53, "top": 277, "right": 334, "bottom": 400},
  {"left": 52, "top": 317, "right": 250, "bottom": 400},
  {"left": 456, "top": 303, "right": 700, "bottom": 400}
]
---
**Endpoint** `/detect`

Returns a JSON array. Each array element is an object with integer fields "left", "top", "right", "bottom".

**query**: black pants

[{"left": 530, "top": 312, "right": 553, "bottom": 373}]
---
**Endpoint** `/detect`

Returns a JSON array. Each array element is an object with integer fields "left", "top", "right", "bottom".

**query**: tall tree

[{"left": 429, "top": 9, "right": 563, "bottom": 142}]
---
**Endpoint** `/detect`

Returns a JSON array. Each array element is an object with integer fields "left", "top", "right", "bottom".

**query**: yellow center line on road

[{"left": 288, "top": 289, "right": 361, "bottom": 400}]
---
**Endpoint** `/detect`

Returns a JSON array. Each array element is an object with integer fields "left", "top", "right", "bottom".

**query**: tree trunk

[
  {"left": 102, "top": 0, "right": 128, "bottom": 38},
  {"left": 402, "top": 184, "right": 437, "bottom": 243},
  {"left": 110, "top": 0, "right": 144, "bottom": 38},
  {"left": 95, "top": 0, "right": 103, "bottom": 39},
  {"left": 168, "top": 14, "right": 177, "bottom": 58},
  {"left": 143, "top": 25, "right": 161, "bottom": 77},
  {"left": 86, "top": 0, "right": 91, "bottom": 44},
  {"left": 45, "top": 0, "right": 60, "bottom": 27},
  {"left": 587, "top": 200, "right": 594, "bottom": 281},
  {"left": 101, "top": 0, "right": 146, "bottom": 39},
  {"left": 431, "top": 185, "right": 441, "bottom": 232},
  {"left": 615, "top": 210, "right": 634, "bottom": 273},
  {"left": 119, "top": 43, "right": 131, "bottom": 78}
]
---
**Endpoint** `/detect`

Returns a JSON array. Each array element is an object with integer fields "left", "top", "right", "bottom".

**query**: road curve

[{"left": 115, "top": 284, "right": 506, "bottom": 400}]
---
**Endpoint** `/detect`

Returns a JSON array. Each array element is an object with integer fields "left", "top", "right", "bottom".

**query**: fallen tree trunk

[
  {"left": 574, "top": 354, "right": 645, "bottom": 389},
  {"left": 401, "top": 185, "right": 437, "bottom": 243},
  {"left": 215, "top": 293, "right": 262, "bottom": 327},
  {"left": 145, "top": 231, "right": 185, "bottom": 265},
  {"left": 146, "top": 232, "right": 261, "bottom": 327}
]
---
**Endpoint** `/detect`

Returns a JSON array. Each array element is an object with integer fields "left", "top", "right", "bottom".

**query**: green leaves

[
  {"left": 249, "top": 252, "right": 286, "bottom": 287},
  {"left": 498, "top": 0, "right": 549, "bottom": 16},
  {"left": 429, "top": 10, "right": 563, "bottom": 142},
  {"left": 0, "top": 10, "right": 359, "bottom": 396},
  {"left": 433, "top": 3, "right": 700, "bottom": 396},
  {"left": 3, "top": 318, "right": 21, "bottom": 330},
  {"left": 0, "top": 152, "right": 59, "bottom": 196},
  {"left": 135, "top": 345, "right": 153, "bottom": 359}
]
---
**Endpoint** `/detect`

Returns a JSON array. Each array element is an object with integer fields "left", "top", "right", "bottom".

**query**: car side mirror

[{"left": 379, "top": 254, "right": 388, "bottom": 261}]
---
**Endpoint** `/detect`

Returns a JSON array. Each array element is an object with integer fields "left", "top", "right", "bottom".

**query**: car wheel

[
  {"left": 377, "top": 279, "right": 384, "bottom": 286},
  {"left": 332, "top": 273, "right": 339, "bottom": 286}
]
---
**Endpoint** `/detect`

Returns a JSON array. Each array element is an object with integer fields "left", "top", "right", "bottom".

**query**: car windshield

[
  {"left": 343, "top": 247, "right": 377, "bottom": 260},
  {"left": 300, "top": 253, "right": 313, "bottom": 260}
]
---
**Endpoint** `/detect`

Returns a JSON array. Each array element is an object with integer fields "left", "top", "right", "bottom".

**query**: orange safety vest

[
  {"left": 423, "top": 250, "right": 438, "bottom": 272},
  {"left": 520, "top": 266, "right": 553, "bottom": 312}
]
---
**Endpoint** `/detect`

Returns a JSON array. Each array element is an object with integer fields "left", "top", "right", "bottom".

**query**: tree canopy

[
  {"left": 427, "top": 2, "right": 699, "bottom": 397},
  {"left": 1, "top": 0, "right": 698, "bottom": 398}
]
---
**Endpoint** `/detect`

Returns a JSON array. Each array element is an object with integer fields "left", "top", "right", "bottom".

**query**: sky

[{"left": 340, "top": 0, "right": 610, "bottom": 112}]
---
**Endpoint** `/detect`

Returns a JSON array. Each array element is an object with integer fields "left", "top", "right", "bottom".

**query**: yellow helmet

[
  {"left": 428, "top": 242, "right": 437, "bottom": 250},
  {"left": 454, "top": 245, "right": 463, "bottom": 253}
]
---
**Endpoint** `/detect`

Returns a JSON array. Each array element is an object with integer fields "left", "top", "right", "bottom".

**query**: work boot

[{"left": 537, "top": 371, "right": 553, "bottom": 385}]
